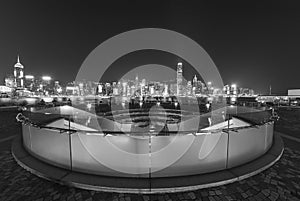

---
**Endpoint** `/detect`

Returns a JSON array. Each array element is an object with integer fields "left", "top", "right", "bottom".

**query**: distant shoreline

[{"left": 0, "top": 106, "right": 18, "bottom": 111}]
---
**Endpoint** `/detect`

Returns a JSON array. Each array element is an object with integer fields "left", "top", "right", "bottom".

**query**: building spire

[{"left": 14, "top": 54, "right": 24, "bottom": 69}]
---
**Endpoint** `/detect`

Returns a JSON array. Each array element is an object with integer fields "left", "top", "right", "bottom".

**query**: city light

[
  {"left": 121, "top": 102, "right": 126, "bottom": 109},
  {"left": 57, "top": 87, "right": 62, "bottom": 93},
  {"left": 0, "top": 3, "right": 297, "bottom": 199},
  {"left": 206, "top": 103, "right": 210, "bottom": 110},
  {"left": 2, "top": 55, "right": 257, "bottom": 98},
  {"left": 87, "top": 103, "right": 92, "bottom": 111},
  {"left": 42, "top": 76, "right": 52, "bottom": 81},
  {"left": 25, "top": 75, "right": 34, "bottom": 79}
]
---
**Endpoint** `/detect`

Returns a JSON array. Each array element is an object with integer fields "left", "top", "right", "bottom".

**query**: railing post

[
  {"left": 148, "top": 131, "right": 151, "bottom": 192},
  {"left": 226, "top": 114, "right": 230, "bottom": 169},
  {"left": 68, "top": 116, "right": 73, "bottom": 171}
]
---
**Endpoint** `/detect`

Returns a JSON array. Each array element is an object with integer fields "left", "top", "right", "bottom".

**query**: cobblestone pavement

[{"left": 0, "top": 145, "right": 299, "bottom": 201}]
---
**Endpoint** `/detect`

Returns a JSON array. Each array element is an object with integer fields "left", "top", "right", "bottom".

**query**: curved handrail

[{"left": 16, "top": 110, "right": 277, "bottom": 136}]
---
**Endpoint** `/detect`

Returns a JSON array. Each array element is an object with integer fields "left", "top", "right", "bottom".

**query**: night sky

[{"left": 0, "top": 0, "right": 300, "bottom": 94}]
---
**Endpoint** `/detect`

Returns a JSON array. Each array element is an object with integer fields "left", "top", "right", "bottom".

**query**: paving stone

[
  {"left": 1, "top": 128, "right": 300, "bottom": 201},
  {"left": 188, "top": 192, "right": 196, "bottom": 199}
]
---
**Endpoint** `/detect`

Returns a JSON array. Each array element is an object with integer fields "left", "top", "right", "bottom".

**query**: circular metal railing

[{"left": 16, "top": 107, "right": 278, "bottom": 136}]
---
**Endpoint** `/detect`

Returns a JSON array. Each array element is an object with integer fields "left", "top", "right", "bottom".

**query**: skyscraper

[
  {"left": 187, "top": 81, "right": 192, "bottom": 96},
  {"left": 5, "top": 74, "right": 15, "bottom": 88},
  {"left": 13, "top": 55, "right": 24, "bottom": 88},
  {"left": 176, "top": 62, "right": 183, "bottom": 96},
  {"left": 24, "top": 75, "right": 35, "bottom": 91},
  {"left": 122, "top": 81, "right": 127, "bottom": 96},
  {"left": 193, "top": 75, "right": 198, "bottom": 86},
  {"left": 141, "top": 78, "right": 146, "bottom": 96},
  {"left": 135, "top": 74, "right": 139, "bottom": 90}
]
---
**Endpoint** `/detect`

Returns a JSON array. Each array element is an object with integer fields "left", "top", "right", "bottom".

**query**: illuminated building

[
  {"left": 149, "top": 85, "right": 155, "bottom": 95},
  {"left": 231, "top": 84, "right": 237, "bottom": 95},
  {"left": 41, "top": 76, "right": 51, "bottom": 84},
  {"left": 112, "top": 82, "right": 119, "bottom": 95},
  {"left": 192, "top": 75, "right": 198, "bottom": 86},
  {"left": 77, "top": 82, "right": 84, "bottom": 96},
  {"left": 196, "top": 81, "right": 204, "bottom": 95},
  {"left": 122, "top": 81, "right": 127, "bottom": 96},
  {"left": 97, "top": 84, "right": 103, "bottom": 95},
  {"left": 105, "top": 83, "right": 112, "bottom": 96},
  {"left": 141, "top": 78, "right": 146, "bottom": 86},
  {"left": 13, "top": 55, "right": 24, "bottom": 88},
  {"left": 249, "top": 89, "right": 254, "bottom": 96},
  {"left": 163, "top": 84, "right": 169, "bottom": 96},
  {"left": 130, "top": 85, "right": 136, "bottom": 96},
  {"left": 186, "top": 81, "right": 192, "bottom": 96},
  {"left": 54, "top": 81, "right": 62, "bottom": 95},
  {"left": 135, "top": 74, "right": 139, "bottom": 91},
  {"left": 141, "top": 79, "right": 146, "bottom": 96},
  {"left": 117, "top": 81, "right": 122, "bottom": 96},
  {"left": 5, "top": 74, "right": 15, "bottom": 88},
  {"left": 192, "top": 86, "right": 196, "bottom": 95},
  {"left": 41, "top": 76, "right": 52, "bottom": 95},
  {"left": 192, "top": 75, "right": 205, "bottom": 95},
  {"left": 207, "top": 81, "right": 213, "bottom": 94},
  {"left": 0, "top": 85, "right": 13, "bottom": 96},
  {"left": 239, "top": 88, "right": 255, "bottom": 96},
  {"left": 170, "top": 83, "right": 177, "bottom": 95},
  {"left": 127, "top": 84, "right": 131, "bottom": 97},
  {"left": 66, "top": 86, "right": 79, "bottom": 96},
  {"left": 24, "top": 75, "right": 35, "bottom": 91},
  {"left": 223, "top": 85, "right": 230, "bottom": 95},
  {"left": 176, "top": 62, "right": 183, "bottom": 96}
]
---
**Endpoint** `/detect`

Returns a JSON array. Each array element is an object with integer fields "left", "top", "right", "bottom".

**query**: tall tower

[
  {"left": 176, "top": 62, "right": 183, "bottom": 96},
  {"left": 135, "top": 74, "right": 139, "bottom": 95},
  {"left": 13, "top": 55, "right": 24, "bottom": 88},
  {"left": 193, "top": 75, "right": 198, "bottom": 86}
]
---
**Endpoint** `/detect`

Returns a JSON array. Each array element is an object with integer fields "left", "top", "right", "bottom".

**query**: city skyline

[
  {"left": 1, "top": 1, "right": 300, "bottom": 94},
  {"left": 3, "top": 55, "right": 254, "bottom": 97},
  {"left": 0, "top": 46, "right": 288, "bottom": 96},
  {"left": 0, "top": 2, "right": 300, "bottom": 201}
]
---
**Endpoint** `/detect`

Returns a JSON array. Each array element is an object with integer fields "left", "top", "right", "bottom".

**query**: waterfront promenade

[{"left": 0, "top": 107, "right": 299, "bottom": 201}]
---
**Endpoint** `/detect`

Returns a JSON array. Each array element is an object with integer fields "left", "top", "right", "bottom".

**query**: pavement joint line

[
  {"left": 59, "top": 171, "right": 72, "bottom": 180},
  {"left": 11, "top": 134, "right": 284, "bottom": 194},
  {"left": 0, "top": 135, "right": 16, "bottom": 143}
]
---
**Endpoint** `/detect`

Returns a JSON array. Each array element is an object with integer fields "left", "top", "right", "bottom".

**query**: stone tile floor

[
  {"left": 0, "top": 145, "right": 299, "bottom": 201},
  {"left": 0, "top": 107, "right": 300, "bottom": 200}
]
